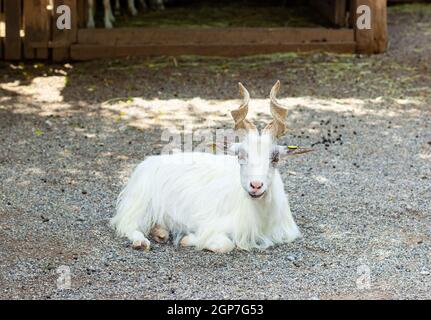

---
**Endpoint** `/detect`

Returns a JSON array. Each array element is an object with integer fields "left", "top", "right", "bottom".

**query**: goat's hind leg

[
  {"left": 87, "top": 0, "right": 96, "bottom": 28},
  {"left": 151, "top": 225, "right": 169, "bottom": 243}
]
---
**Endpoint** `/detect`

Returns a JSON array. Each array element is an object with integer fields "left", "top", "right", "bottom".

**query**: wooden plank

[
  {"left": 310, "top": 0, "right": 347, "bottom": 27},
  {"left": 71, "top": 42, "right": 356, "bottom": 60},
  {"left": 24, "top": 0, "right": 51, "bottom": 59},
  {"left": 352, "top": 0, "right": 387, "bottom": 53},
  {"left": 77, "top": 27, "right": 355, "bottom": 46},
  {"left": 4, "top": 0, "right": 22, "bottom": 60},
  {"left": 76, "top": 0, "right": 86, "bottom": 28},
  {"left": 73, "top": 27, "right": 355, "bottom": 60},
  {"left": 52, "top": 0, "right": 78, "bottom": 62}
]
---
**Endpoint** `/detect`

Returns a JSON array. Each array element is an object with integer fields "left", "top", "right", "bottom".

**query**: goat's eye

[
  {"left": 271, "top": 151, "right": 280, "bottom": 164},
  {"left": 238, "top": 150, "right": 248, "bottom": 164}
]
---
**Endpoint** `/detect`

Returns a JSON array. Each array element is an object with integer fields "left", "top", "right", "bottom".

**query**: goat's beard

[{"left": 249, "top": 191, "right": 266, "bottom": 199}]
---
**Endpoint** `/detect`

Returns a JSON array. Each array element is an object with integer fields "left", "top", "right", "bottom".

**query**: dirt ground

[{"left": 0, "top": 4, "right": 430, "bottom": 299}]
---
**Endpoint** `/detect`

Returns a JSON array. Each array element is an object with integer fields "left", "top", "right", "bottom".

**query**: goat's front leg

[
  {"left": 128, "top": 0, "right": 139, "bottom": 16},
  {"left": 103, "top": 0, "right": 114, "bottom": 29},
  {"left": 181, "top": 233, "right": 235, "bottom": 253},
  {"left": 87, "top": 0, "right": 96, "bottom": 28},
  {"left": 128, "top": 230, "right": 151, "bottom": 251},
  {"left": 180, "top": 233, "right": 198, "bottom": 248},
  {"left": 205, "top": 234, "right": 235, "bottom": 253}
]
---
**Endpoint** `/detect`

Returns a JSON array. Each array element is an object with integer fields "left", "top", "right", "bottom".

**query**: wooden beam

[
  {"left": 52, "top": 0, "right": 78, "bottom": 62},
  {"left": 72, "top": 27, "right": 355, "bottom": 60},
  {"left": 352, "top": 0, "right": 387, "bottom": 54},
  {"left": 71, "top": 42, "right": 356, "bottom": 60},
  {"left": 4, "top": 0, "right": 22, "bottom": 60},
  {"left": 23, "top": 0, "right": 51, "bottom": 59},
  {"left": 77, "top": 27, "right": 354, "bottom": 46}
]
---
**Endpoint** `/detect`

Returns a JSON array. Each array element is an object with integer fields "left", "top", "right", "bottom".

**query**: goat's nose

[{"left": 250, "top": 181, "right": 263, "bottom": 190}]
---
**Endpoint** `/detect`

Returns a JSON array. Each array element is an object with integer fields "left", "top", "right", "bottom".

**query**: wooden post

[
  {"left": 352, "top": 0, "right": 388, "bottom": 54},
  {"left": 373, "top": 0, "right": 388, "bottom": 53},
  {"left": 23, "top": 0, "right": 51, "bottom": 59},
  {"left": 76, "top": 0, "right": 86, "bottom": 28},
  {"left": 0, "top": 0, "right": 4, "bottom": 60},
  {"left": 4, "top": 0, "right": 22, "bottom": 60},
  {"left": 52, "top": 0, "right": 78, "bottom": 62}
]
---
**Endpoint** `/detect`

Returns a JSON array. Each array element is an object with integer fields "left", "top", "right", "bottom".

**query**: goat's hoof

[
  {"left": 180, "top": 236, "right": 191, "bottom": 247},
  {"left": 132, "top": 239, "right": 150, "bottom": 251},
  {"left": 151, "top": 226, "right": 169, "bottom": 243},
  {"left": 208, "top": 246, "right": 234, "bottom": 254}
]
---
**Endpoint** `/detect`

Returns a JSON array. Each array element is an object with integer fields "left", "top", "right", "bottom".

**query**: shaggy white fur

[{"left": 111, "top": 132, "right": 301, "bottom": 253}]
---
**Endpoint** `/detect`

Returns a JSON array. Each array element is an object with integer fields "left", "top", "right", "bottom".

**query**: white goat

[{"left": 111, "top": 81, "right": 308, "bottom": 253}]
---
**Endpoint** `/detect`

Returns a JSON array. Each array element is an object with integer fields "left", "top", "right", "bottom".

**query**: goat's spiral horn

[
  {"left": 231, "top": 83, "right": 257, "bottom": 131},
  {"left": 263, "top": 80, "right": 288, "bottom": 138}
]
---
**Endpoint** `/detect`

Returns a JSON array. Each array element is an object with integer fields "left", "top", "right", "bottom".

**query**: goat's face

[
  {"left": 231, "top": 132, "right": 284, "bottom": 199},
  {"left": 229, "top": 81, "right": 312, "bottom": 199}
]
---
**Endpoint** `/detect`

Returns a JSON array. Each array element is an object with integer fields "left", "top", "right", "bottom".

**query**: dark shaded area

[{"left": 112, "top": 0, "right": 330, "bottom": 28}]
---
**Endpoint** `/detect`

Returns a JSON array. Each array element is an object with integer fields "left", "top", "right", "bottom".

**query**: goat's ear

[
  {"left": 228, "top": 143, "right": 242, "bottom": 155},
  {"left": 278, "top": 145, "right": 314, "bottom": 156}
]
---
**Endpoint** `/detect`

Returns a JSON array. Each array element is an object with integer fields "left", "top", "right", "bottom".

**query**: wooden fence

[
  {"left": 0, "top": 0, "right": 388, "bottom": 61},
  {"left": 0, "top": 0, "right": 83, "bottom": 61}
]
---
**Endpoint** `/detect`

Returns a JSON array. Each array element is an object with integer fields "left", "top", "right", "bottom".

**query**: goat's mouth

[{"left": 248, "top": 191, "right": 265, "bottom": 199}]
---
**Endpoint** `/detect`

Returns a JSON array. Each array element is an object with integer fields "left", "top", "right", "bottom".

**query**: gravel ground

[{"left": 1, "top": 5, "right": 430, "bottom": 299}]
